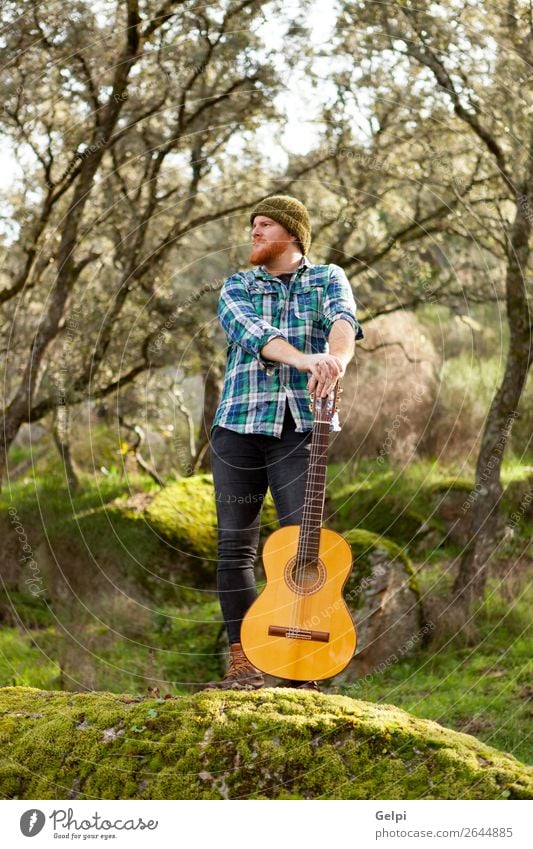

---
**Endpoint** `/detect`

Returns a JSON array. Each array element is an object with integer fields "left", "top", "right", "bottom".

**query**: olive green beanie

[{"left": 250, "top": 194, "right": 311, "bottom": 256}]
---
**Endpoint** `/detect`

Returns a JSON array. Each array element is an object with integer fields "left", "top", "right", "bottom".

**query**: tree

[
  {"left": 0, "top": 0, "right": 330, "bottom": 487},
  {"left": 333, "top": 0, "right": 532, "bottom": 615}
]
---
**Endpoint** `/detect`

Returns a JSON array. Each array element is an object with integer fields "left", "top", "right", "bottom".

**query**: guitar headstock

[{"left": 309, "top": 380, "right": 342, "bottom": 423}]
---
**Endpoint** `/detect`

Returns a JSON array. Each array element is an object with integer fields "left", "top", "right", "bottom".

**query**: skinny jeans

[{"left": 211, "top": 403, "right": 311, "bottom": 644}]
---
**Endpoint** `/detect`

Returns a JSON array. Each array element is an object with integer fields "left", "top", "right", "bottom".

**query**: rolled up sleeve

[
  {"left": 322, "top": 264, "right": 364, "bottom": 340},
  {"left": 217, "top": 274, "right": 288, "bottom": 371}
]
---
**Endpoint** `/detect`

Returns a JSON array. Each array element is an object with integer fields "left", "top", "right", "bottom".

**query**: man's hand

[
  {"left": 294, "top": 353, "right": 346, "bottom": 398},
  {"left": 260, "top": 326, "right": 354, "bottom": 398}
]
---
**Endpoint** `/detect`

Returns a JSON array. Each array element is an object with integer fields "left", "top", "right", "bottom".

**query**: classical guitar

[{"left": 241, "top": 382, "right": 356, "bottom": 681}]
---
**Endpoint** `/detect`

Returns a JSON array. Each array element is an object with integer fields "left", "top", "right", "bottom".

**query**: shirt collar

[{"left": 253, "top": 255, "right": 311, "bottom": 281}]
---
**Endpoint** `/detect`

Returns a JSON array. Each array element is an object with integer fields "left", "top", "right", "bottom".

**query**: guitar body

[{"left": 241, "top": 525, "right": 356, "bottom": 681}]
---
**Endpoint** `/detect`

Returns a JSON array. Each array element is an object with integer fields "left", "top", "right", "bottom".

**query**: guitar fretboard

[{"left": 296, "top": 415, "right": 330, "bottom": 567}]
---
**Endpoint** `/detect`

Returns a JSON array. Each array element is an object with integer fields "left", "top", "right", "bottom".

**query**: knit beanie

[{"left": 250, "top": 195, "right": 312, "bottom": 256}]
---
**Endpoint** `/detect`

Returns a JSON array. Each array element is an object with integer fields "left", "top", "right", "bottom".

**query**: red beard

[{"left": 248, "top": 240, "right": 290, "bottom": 266}]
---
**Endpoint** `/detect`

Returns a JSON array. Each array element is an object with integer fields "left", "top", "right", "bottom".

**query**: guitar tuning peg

[{"left": 309, "top": 403, "right": 313, "bottom": 411}]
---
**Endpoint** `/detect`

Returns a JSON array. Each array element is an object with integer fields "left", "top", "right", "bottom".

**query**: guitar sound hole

[{"left": 285, "top": 557, "right": 326, "bottom": 596}]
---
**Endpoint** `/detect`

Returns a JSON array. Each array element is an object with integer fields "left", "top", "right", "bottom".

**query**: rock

[
  {"left": 0, "top": 687, "right": 530, "bottom": 799},
  {"left": 504, "top": 474, "right": 533, "bottom": 524},
  {"left": 11, "top": 422, "right": 48, "bottom": 447},
  {"left": 144, "top": 474, "right": 278, "bottom": 564},
  {"left": 145, "top": 474, "right": 219, "bottom": 561},
  {"left": 339, "top": 529, "right": 425, "bottom": 679}
]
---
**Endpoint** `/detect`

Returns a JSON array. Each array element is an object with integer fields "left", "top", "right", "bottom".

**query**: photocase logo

[{"left": 20, "top": 809, "right": 46, "bottom": 836}]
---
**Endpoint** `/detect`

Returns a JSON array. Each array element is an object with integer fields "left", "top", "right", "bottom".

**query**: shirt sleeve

[
  {"left": 322, "top": 264, "right": 365, "bottom": 340},
  {"left": 217, "top": 273, "right": 288, "bottom": 371}
]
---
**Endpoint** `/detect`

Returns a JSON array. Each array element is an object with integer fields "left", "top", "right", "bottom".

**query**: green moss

[
  {"left": 144, "top": 474, "right": 278, "bottom": 562},
  {"left": 0, "top": 687, "right": 531, "bottom": 800},
  {"left": 330, "top": 480, "right": 444, "bottom": 547},
  {"left": 425, "top": 477, "right": 475, "bottom": 494},
  {"left": 345, "top": 528, "right": 412, "bottom": 565},
  {"left": 145, "top": 474, "right": 218, "bottom": 560}
]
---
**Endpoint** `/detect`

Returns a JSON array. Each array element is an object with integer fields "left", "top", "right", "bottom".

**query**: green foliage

[
  {"left": 0, "top": 590, "right": 52, "bottom": 630},
  {"left": 1, "top": 465, "right": 156, "bottom": 529},
  {"left": 0, "top": 591, "right": 224, "bottom": 695},
  {"left": 419, "top": 353, "right": 533, "bottom": 462},
  {"left": 0, "top": 687, "right": 531, "bottom": 800},
  {"left": 328, "top": 457, "right": 531, "bottom": 555},
  {"left": 328, "top": 461, "right": 446, "bottom": 548}
]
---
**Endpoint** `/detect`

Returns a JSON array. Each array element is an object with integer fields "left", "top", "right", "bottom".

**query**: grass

[
  {"left": 0, "top": 627, "right": 59, "bottom": 690},
  {"left": 1, "top": 460, "right": 159, "bottom": 522},
  {"left": 339, "top": 576, "right": 532, "bottom": 764},
  {"left": 0, "top": 595, "right": 223, "bottom": 695},
  {"left": 1, "top": 450, "right": 531, "bottom": 765}
]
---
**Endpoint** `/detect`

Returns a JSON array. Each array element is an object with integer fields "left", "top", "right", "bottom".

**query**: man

[{"left": 205, "top": 194, "right": 364, "bottom": 691}]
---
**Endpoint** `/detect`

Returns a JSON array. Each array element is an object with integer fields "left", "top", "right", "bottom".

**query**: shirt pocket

[
  {"left": 293, "top": 284, "right": 321, "bottom": 323},
  {"left": 248, "top": 282, "right": 279, "bottom": 323}
]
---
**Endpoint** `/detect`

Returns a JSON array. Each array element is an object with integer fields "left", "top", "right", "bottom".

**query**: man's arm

[
  {"left": 218, "top": 274, "right": 288, "bottom": 371},
  {"left": 260, "top": 318, "right": 355, "bottom": 398},
  {"left": 327, "top": 317, "right": 356, "bottom": 367},
  {"left": 310, "top": 318, "right": 355, "bottom": 396}
]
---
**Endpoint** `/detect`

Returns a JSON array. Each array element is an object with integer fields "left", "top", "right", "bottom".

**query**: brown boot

[{"left": 203, "top": 643, "right": 264, "bottom": 691}]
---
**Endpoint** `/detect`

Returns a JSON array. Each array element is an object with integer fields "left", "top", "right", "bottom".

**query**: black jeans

[{"left": 211, "top": 403, "right": 312, "bottom": 645}]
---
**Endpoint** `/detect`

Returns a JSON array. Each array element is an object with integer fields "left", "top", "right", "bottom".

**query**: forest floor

[{"left": 1, "top": 450, "right": 531, "bottom": 764}]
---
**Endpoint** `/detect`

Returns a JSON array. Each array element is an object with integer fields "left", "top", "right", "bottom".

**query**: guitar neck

[{"left": 297, "top": 416, "right": 331, "bottom": 564}]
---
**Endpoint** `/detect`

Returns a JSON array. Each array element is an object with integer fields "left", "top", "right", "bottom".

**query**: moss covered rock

[
  {"left": 330, "top": 481, "right": 443, "bottom": 547},
  {"left": 0, "top": 687, "right": 531, "bottom": 800},
  {"left": 145, "top": 474, "right": 218, "bottom": 560},
  {"left": 338, "top": 529, "right": 424, "bottom": 678},
  {"left": 343, "top": 528, "right": 419, "bottom": 606},
  {"left": 145, "top": 473, "right": 278, "bottom": 562}
]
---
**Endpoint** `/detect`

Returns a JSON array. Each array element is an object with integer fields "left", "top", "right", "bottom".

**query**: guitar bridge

[{"left": 268, "top": 625, "right": 330, "bottom": 643}]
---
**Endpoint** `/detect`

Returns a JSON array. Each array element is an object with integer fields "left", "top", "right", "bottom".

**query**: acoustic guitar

[{"left": 241, "top": 382, "right": 356, "bottom": 681}]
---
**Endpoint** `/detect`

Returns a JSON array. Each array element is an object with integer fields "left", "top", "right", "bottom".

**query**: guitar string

[
  {"left": 293, "top": 401, "right": 330, "bottom": 642},
  {"left": 292, "top": 410, "right": 319, "bottom": 634},
  {"left": 290, "top": 385, "right": 336, "bottom": 641},
  {"left": 299, "top": 398, "right": 331, "bottom": 592},
  {"left": 290, "top": 394, "right": 321, "bottom": 637},
  {"left": 294, "top": 418, "right": 322, "bottom": 635}
]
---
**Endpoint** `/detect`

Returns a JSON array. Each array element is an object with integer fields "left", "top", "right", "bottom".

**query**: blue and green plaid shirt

[{"left": 212, "top": 256, "right": 364, "bottom": 437}]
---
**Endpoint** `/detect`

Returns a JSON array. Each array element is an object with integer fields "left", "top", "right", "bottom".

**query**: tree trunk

[
  {"left": 194, "top": 364, "right": 224, "bottom": 473},
  {"left": 452, "top": 178, "right": 532, "bottom": 613},
  {"left": 52, "top": 405, "right": 80, "bottom": 493},
  {"left": 118, "top": 417, "right": 164, "bottom": 488}
]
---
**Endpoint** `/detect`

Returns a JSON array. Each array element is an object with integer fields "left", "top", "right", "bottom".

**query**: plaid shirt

[{"left": 212, "top": 256, "right": 364, "bottom": 437}]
